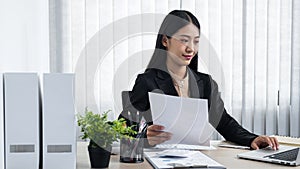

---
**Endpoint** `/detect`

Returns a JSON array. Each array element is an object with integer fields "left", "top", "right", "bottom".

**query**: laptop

[{"left": 237, "top": 145, "right": 300, "bottom": 166}]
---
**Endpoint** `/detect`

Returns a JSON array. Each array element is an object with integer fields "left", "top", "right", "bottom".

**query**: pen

[
  {"left": 136, "top": 111, "right": 139, "bottom": 123},
  {"left": 130, "top": 122, "right": 147, "bottom": 158},
  {"left": 136, "top": 111, "right": 139, "bottom": 131},
  {"left": 128, "top": 111, "right": 132, "bottom": 126}
]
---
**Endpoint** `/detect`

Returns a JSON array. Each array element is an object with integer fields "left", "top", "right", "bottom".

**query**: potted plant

[{"left": 77, "top": 109, "right": 136, "bottom": 168}]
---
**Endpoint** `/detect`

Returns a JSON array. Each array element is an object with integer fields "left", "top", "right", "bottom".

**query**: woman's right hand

[{"left": 146, "top": 124, "right": 172, "bottom": 146}]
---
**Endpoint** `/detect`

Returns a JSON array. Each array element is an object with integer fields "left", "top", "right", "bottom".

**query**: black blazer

[{"left": 121, "top": 68, "right": 257, "bottom": 147}]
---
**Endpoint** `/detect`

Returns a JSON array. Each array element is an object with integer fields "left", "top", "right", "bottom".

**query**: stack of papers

[
  {"left": 148, "top": 92, "right": 214, "bottom": 146},
  {"left": 218, "top": 141, "right": 250, "bottom": 150},
  {"left": 154, "top": 144, "right": 215, "bottom": 150},
  {"left": 271, "top": 135, "right": 300, "bottom": 146},
  {"left": 145, "top": 149, "right": 225, "bottom": 169}
]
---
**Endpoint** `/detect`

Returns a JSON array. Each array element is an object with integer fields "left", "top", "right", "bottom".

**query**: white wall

[{"left": 0, "top": 0, "right": 49, "bottom": 72}]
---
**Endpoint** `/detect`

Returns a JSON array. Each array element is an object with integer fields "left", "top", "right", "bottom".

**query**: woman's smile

[{"left": 182, "top": 54, "right": 193, "bottom": 60}]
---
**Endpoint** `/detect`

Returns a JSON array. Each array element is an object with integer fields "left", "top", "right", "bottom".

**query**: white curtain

[
  {"left": 50, "top": 0, "right": 300, "bottom": 138},
  {"left": 0, "top": 0, "right": 49, "bottom": 73}
]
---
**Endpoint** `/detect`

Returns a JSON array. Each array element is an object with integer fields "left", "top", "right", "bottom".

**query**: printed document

[
  {"left": 144, "top": 150, "right": 225, "bottom": 169},
  {"left": 148, "top": 92, "right": 214, "bottom": 146}
]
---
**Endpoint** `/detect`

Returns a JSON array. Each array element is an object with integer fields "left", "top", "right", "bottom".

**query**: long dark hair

[{"left": 146, "top": 10, "right": 200, "bottom": 72}]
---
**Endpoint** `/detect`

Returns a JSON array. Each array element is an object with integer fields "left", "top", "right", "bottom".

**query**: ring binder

[
  {"left": 0, "top": 73, "right": 4, "bottom": 169},
  {"left": 42, "top": 73, "right": 76, "bottom": 169},
  {"left": 4, "top": 73, "right": 40, "bottom": 169}
]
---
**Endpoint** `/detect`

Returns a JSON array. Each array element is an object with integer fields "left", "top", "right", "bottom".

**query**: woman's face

[{"left": 164, "top": 23, "right": 200, "bottom": 68}]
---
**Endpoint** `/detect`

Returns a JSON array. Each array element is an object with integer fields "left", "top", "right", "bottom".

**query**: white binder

[
  {"left": 4, "top": 73, "right": 40, "bottom": 169},
  {"left": 42, "top": 73, "right": 76, "bottom": 169},
  {"left": 0, "top": 74, "right": 4, "bottom": 169}
]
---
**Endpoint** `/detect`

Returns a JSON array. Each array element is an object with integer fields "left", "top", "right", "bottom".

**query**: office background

[{"left": 0, "top": 0, "right": 299, "bottom": 139}]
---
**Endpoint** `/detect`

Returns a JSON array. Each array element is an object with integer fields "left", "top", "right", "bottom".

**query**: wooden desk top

[{"left": 76, "top": 141, "right": 300, "bottom": 169}]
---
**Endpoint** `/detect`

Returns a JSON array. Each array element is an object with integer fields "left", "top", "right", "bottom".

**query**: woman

[{"left": 122, "top": 10, "right": 278, "bottom": 150}]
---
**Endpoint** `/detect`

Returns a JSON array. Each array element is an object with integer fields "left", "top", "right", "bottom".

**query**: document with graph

[
  {"left": 148, "top": 92, "right": 214, "bottom": 146},
  {"left": 145, "top": 149, "right": 225, "bottom": 169}
]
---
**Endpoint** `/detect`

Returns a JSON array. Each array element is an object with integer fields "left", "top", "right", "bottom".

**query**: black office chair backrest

[
  {"left": 121, "top": 91, "right": 130, "bottom": 111},
  {"left": 120, "top": 91, "right": 140, "bottom": 130},
  {"left": 120, "top": 91, "right": 153, "bottom": 130}
]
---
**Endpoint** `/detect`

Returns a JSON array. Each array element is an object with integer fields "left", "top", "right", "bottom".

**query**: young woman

[{"left": 122, "top": 10, "right": 278, "bottom": 150}]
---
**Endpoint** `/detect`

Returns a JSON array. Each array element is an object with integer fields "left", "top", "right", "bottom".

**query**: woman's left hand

[{"left": 250, "top": 135, "right": 279, "bottom": 150}]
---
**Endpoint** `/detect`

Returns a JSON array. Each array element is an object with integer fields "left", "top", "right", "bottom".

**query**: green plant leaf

[{"left": 77, "top": 108, "right": 137, "bottom": 148}]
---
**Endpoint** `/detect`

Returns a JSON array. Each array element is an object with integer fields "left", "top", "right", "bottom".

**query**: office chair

[{"left": 120, "top": 91, "right": 140, "bottom": 131}]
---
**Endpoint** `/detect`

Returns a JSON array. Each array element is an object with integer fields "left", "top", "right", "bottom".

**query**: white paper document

[
  {"left": 154, "top": 144, "right": 215, "bottom": 150},
  {"left": 145, "top": 150, "right": 225, "bottom": 169},
  {"left": 148, "top": 92, "right": 214, "bottom": 146}
]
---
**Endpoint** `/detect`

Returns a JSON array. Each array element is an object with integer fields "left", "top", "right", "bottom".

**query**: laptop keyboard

[{"left": 265, "top": 148, "right": 299, "bottom": 161}]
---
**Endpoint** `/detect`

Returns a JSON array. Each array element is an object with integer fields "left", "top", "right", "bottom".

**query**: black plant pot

[{"left": 88, "top": 145, "right": 112, "bottom": 168}]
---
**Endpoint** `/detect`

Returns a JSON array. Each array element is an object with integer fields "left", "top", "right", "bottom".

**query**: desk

[{"left": 76, "top": 141, "right": 299, "bottom": 169}]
